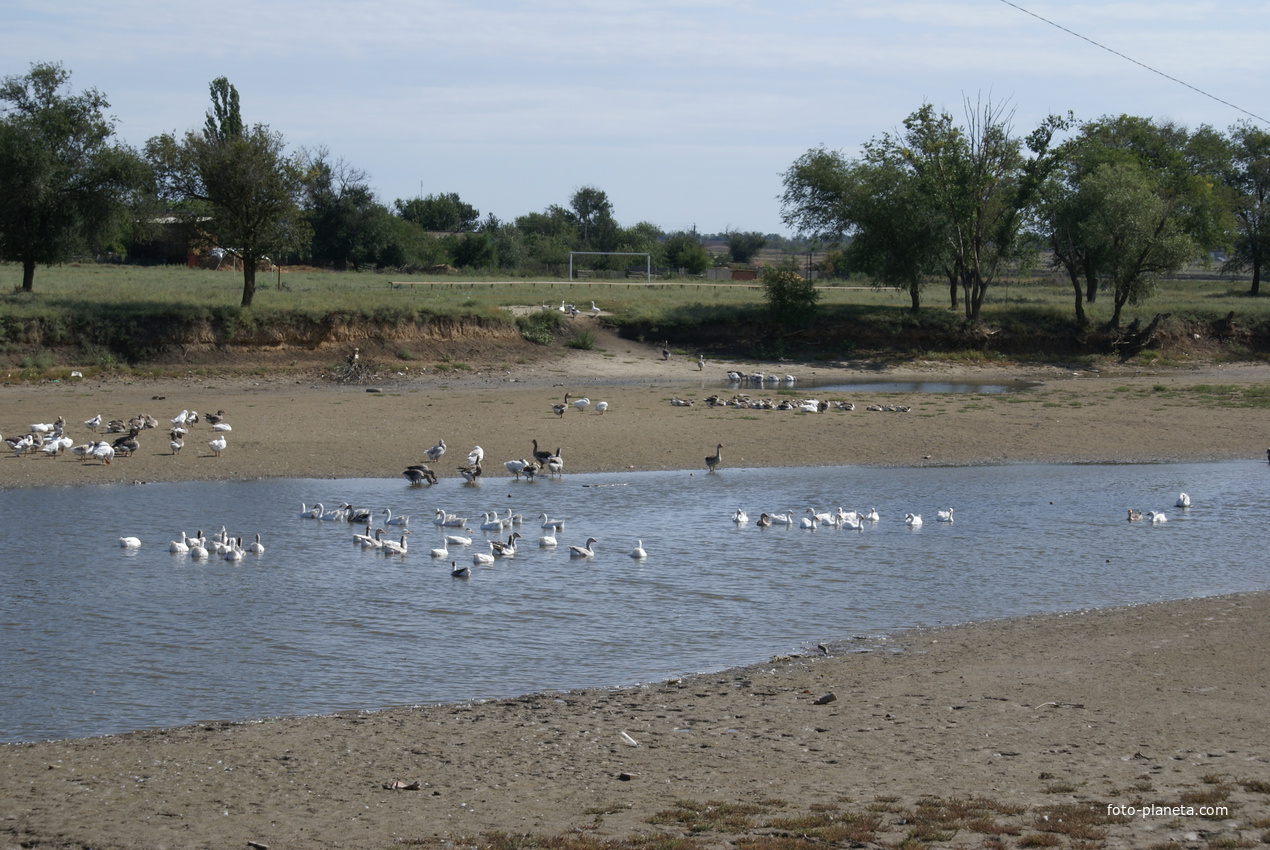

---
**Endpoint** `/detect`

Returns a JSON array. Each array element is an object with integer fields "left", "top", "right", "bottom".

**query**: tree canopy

[
  {"left": 0, "top": 61, "right": 146, "bottom": 291},
  {"left": 147, "top": 76, "right": 306, "bottom": 306}
]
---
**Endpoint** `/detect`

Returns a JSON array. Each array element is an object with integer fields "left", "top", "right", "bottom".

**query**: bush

[{"left": 762, "top": 267, "right": 820, "bottom": 326}]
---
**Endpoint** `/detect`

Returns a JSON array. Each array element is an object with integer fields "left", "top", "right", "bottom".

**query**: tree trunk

[
  {"left": 241, "top": 264, "right": 257, "bottom": 307},
  {"left": 947, "top": 274, "right": 958, "bottom": 310},
  {"left": 1067, "top": 267, "right": 1087, "bottom": 326},
  {"left": 1251, "top": 261, "right": 1261, "bottom": 297},
  {"left": 1085, "top": 269, "right": 1098, "bottom": 303},
  {"left": 21, "top": 258, "right": 35, "bottom": 292},
  {"left": 909, "top": 282, "right": 921, "bottom": 313}
]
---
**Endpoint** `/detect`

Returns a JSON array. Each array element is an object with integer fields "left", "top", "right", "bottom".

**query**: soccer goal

[{"left": 568, "top": 251, "right": 651, "bottom": 282}]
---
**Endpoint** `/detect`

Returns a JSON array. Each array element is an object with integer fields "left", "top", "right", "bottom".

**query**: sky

[{"left": 4, "top": 1, "right": 1268, "bottom": 236}]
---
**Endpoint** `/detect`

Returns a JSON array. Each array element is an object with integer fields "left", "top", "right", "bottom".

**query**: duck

[
  {"left": 905, "top": 513, "right": 923, "bottom": 528},
  {"left": 247, "top": 533, "right": 265, "bottom": 554},
  {"left": 208, "top": 435, "right": 227, "bottom": 457},
  {"left": 118, "top": 536, "right": 142, "bottom": 549},
  {"left": 568, "top": 537, "right": 598, "bottom": 558},
  {"left": 630, "top": 540, "right": 648, "bottom": 559},
  {"left": 705, "top": 443, "right": 723, "bottom": 472},
  {"left": 424, "top": 439, "right": 447, "bottom": 463},
  {"left": 936, "top": 508, "right": 954, "bottom": 523},
  {"left": 1176, "top": 492, "right": 1191, "bottom": 508}
]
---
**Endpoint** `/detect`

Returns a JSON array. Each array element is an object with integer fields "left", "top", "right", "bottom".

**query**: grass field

[{"left": 0, "top": 262, "right": 1266, "bottom": 373}]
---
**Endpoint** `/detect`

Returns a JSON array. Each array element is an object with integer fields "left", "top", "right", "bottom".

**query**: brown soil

[{"left": 2, "top": 322, "right": 1269, "bottom": 849}]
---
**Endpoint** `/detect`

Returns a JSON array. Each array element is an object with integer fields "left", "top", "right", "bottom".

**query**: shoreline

[
  {"left": 3, "top": 341, "right": 1269, "bottom": 849},
  {"left": 4, "top": 590, "right": 1268, "bottom": 849}
]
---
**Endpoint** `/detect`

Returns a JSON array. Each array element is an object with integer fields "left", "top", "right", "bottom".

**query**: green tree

[
  {"left": 726, "top": 230, "right": 766, "bottom": 264},
  {"left": 0, "top": 62, "right": 147, "bottom": 291},
  {"left": 302, "top": 149, "right": 394, "bottom": 269},
  {"left": 663, "top": 229, "right": 710, "bottom": 274},
  {"left": 569, "top": 185, "right": 617, "bottom": 250},
  {"left": 1221, "top": 122, "right": 1270, "bottom": 296},
  {"left": 148, "top": 77, "right": 305, "bottom": 306},
  {"left": 394, "top": 192, "right": 480, "bottom": 232}
]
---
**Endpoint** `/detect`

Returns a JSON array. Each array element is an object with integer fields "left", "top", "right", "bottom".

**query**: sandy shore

[{"left": 3, "top": 329, "right": 1269, "bottom": 849}]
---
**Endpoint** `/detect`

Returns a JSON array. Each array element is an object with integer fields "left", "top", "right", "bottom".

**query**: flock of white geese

[
  {"left": 7, "top": 407, "right": 233, "bottom": 464},
  {"left": 298, "top": 500, "right": 646, "bottom": 577}
]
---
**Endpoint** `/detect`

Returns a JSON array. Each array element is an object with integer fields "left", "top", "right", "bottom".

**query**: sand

[{"left": 3, "top": 324, "right": 1269, "bottom": 849}]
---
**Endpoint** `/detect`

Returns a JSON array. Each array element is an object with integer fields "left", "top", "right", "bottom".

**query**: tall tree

[
  {"left": 726, "top": 231, "right": 767, "bottom": 264},
  {"left": 0, "top": 62, "right": 146, "bottom": 291},
  {"left": 148, "top": 77, "right": 305, "bottom": 306},
  {"left": 1221, "top": 122, "right": 1270, "bottom": 296},
  {"left": 569, "top": 185, "right": 617, "bottom": 250}
]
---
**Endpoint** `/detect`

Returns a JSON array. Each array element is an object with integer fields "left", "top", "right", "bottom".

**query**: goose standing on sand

[
  {"left": 572, "top": 396, "right": 591, "bottom": 413},
  {"left": 568, "top": 537, "right": 598, "bottom": 559},
  {"left": 208, "top": 435, "right": 227, "bottom": 457},
  {"left": 629, "top": 540, "right": 648, "bottom": 559},
  {"left": 705, "top": 443, "right": 723, "bottom": 472},
  {"left": 594, "top": 400, "right": 608, "bottom": 415},
  {"left": 466, "top": 445, "right": 484, "bottom": 466},
  {"left": 425, "top": 439, "right": 447, "bottom": 463},
  {"left": 85, "top": 414, "right": 102, "bottom": 432}
]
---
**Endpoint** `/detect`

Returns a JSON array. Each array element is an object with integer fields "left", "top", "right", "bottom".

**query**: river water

[{"left": 1, "top": 460, "right": 1265, "bottom": 743}]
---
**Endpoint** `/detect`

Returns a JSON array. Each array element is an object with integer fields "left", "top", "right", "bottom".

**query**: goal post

[{"left": 568, "top": 251, "right": 651, "bottom": 282}]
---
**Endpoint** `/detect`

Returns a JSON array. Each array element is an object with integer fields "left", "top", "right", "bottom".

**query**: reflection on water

[{"left": 1, "top": 461, "right": 1266, "bottom": 743}]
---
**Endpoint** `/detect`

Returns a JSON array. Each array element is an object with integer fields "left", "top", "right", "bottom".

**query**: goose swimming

[
  {"left": 905, "top": 513, "right": 923, "bottom": 528},
  {"left": 1175, "top": 492, "right": 1191, "bottom": 508},
  {"left": 430, "top": 538, "right": 449, "bottom": 558},
  {"left": 936, "top": 508, "right": 954, "bottom": 523},
  {"left": 491, "top": 532, "right": 522, "bottom": 558},
  {"left": 119, "top": 536, "right": 142, "bottom": 549},
  {"left": 1146, "top": 510, "right": 1168, "bottom": 524},
  {"left": 732, "top": 509, "right": 749, "bottom": 524},
  {"left": 568, "top": 536, "right": 598, "bottom": 558},
  {"left": 630, "top": 539, "right": 647, "bottom": 559},
  {"left": 451, "top": 560, "right": 470, "bottom": 578},
  {"left": 247, "top": 533, "right": 265, "bottom": 554},
  {"left": 382, "top": 508, "right": 410, "bottom": 527},
  {"left": 472, "top": 543, "right": 496, "bottom": 566},
  {"left": 381, "top": 530, "right": 412, "bottom": 555}
]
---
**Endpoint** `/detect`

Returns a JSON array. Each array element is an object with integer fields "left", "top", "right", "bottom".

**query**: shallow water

[{"left": 1, "top": 461, "right": 1266, "bottom": 743}]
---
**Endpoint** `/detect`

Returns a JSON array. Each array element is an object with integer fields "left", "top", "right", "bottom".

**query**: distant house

[{"left": 128, "top": 216, "right": 196, "bottom": 265}]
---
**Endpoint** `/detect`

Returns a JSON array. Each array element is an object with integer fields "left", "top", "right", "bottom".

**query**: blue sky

[{"left": 5, "top": 1, "right": 1267, "bottom": 235}]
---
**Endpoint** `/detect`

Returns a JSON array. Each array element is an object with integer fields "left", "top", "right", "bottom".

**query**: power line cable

[{"left": 997, "top": 0, "right": 1269, "bottom": 125}]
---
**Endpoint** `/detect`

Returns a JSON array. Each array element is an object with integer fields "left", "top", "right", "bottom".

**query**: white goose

[
  {"left": 936, "top": 508, "right": 954, "bottom": 523},
  {"left": 169, "top": 532, "right": 190, "bottom": 554},
  {"left": 540, "top": 513, "right": 565, "bottom": 531},
  {"left": 768, "top": 510, "right": 794, "bottom": 526},
  {"left": 505, "top": 458, "right": 531, "bottom": 479},
  {"left": 381, "top": 530, "right": 411, "bottom": 555},
  {"left": 568, "top": 537, "right": 598, "bottom": 558},
  {"left": 224, "top": 538, "right": 245, "bottom": 562},
  {"left": 480, "top": 512, "right": 505, "bottom": 531},
  {"left": 445, "top": 529, "right": 474, "bottom": 546},
  {"left": 629, "top": 539, "right": 647, "bottom": 559},
  {"left": 1176, "top": 492, "right": 1191, "bottom": 508},
  {"left": 429, "top": 538, "right": 449, "bottom": 558},
  {"left": 571, "top": 396, "right": 591, "bottom": 413},
  {"left": 118, "top": 536, "right": 142, "bottom": 549},
  {"left": 208, "top": 435, "right": 227, "bottom": 457},
  {"left": 732, "top": 508, "right": 749, "bottom": 524},
  {"left": 864, "top": 507, "right": 880, "bottom": 522},
  {"left": 247, "top": 533, "right": 265, "bottom": 554},
  {"left": 905, "top": 513, "right": 923, "bottom": 528},
  {"left": 491, "top": 532, "right": 521, "bottom": 558},
  {"left": 189, "top": 538, "right": 210, "bottom": 559},
  {"left": 594, "top": 400, "right": 608, "bottom": 415},
  {"left": 472, "top": 543, "right": 496, "bottom": 566},
  {"left": 538, "top": 529, "right": 558, "bottom": 547},
  {"left": 382, "top": 508, "right": 410, "bottom": 527},
  {"left": 1146, "top": 510, "right": 1168, "bottom": 524}
]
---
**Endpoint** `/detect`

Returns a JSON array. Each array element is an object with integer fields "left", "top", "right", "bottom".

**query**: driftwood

[{"left": 1112, "top": 312, "right": 1170, "bottom": 359}]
